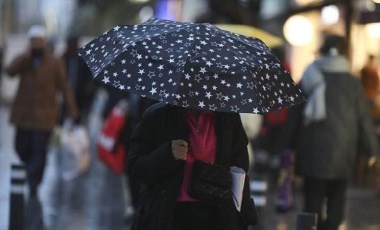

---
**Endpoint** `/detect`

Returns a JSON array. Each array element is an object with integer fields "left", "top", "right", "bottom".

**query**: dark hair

[{"left": 319, "top": 35, "right": 347, "bottom": 56}]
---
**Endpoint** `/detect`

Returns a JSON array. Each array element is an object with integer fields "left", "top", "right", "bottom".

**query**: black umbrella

[{"left": 78, "top": 18, "right": 305, "bottom": 113}]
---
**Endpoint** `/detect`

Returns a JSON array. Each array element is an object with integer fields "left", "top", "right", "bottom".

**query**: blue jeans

[{"left": 15, "top": 128, "right": 51, "bottom": 188}]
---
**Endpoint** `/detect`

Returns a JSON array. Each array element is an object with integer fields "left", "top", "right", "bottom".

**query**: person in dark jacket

[
  {"left": 294, "top": 35, "right": 379, "bottom": 230},
  {"left": 360, "top": 54, "right": 379, "bottom": 101},
  {"left": 61, "top": 36, "right": 94, "bottom": 122},
  {"left": 128, "top": 103, "right": 257, "bottom": 230}
]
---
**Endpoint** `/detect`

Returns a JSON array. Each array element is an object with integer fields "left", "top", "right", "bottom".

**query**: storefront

[{"left": 281, "top": 0, "right": 380, "bottom": 80}]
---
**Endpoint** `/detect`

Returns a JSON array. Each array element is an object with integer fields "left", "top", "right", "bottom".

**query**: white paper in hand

[{"left": 230, "top": 166, "right": 246, "bottom": 211}]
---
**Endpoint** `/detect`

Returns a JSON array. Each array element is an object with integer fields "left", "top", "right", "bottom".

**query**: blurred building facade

[{"left": 1, "top": 0, "right": 76, "bottom": 37}]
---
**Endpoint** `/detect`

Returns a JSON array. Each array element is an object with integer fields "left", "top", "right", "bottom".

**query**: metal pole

[
  {"left": 296, "top": 212, "right": 318, "bottom": 230},
  {"left": 9, "top": 164, "right": 26, "bottom": 230}
]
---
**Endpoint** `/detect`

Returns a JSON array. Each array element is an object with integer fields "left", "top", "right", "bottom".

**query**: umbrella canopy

[
  {"left": 78, "top": 18, "right": 305, "bottom": 114},
  {"left": 215, "top": 24, "right": 283, "bottom": 48}
]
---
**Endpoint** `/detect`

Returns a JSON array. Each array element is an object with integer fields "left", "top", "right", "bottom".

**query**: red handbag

[{"left": 97, "top": 100, "right": 127, "bottom": 174}]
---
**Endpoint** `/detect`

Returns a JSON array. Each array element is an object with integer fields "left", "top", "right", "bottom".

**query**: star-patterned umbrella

[{"left": 78, "top": 18, "right": 305, "bottom": 114}]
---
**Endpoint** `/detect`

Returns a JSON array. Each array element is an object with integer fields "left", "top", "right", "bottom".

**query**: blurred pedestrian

[
  {"left": 5, "top": 25, "right": 78, "bottom": 198},
  {"left": 61, "top": 36, "right": 94, "bottom": 123},
  {"left": 359, "top": 55, "right": 380, "bottom": 187},
  {"left": 291, "top": 35, "right": 379, "bottom": 230},
  {"left": 128, "top": 103, "right": 257, "bottom": 230},
  {"left": 99, "top": 86, "right": 156, "bottom": 219},
  {"left": 360, "top": 54, "right": 380, "bottom": 120},
  {"left": 120, "top": 95, "right": 156, "bottom": 216},
  {"left": 360, "top": 54, "right": 379, "bottom": 101}
]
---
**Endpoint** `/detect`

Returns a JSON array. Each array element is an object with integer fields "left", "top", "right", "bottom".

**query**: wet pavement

[
  {"left": 0, "top": 103, "right": 132, "bottom": 230},
  {"left": 1, "top": 102, "right": 380, "bottom": 230}
]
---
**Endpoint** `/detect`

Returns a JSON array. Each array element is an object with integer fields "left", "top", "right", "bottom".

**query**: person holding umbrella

[
  {"left": 5, "top": 25, "right": 78, "bottom": 198},
  {"left": 128, "top": 103, "right": 258, "bottom": 230},
  {"left": 78, "top": 18, "right": 305, "bottom": 230}
]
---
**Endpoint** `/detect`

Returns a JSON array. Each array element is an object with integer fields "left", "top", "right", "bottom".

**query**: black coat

[
  {"left": 290, "top": 72, "right": 379, "bottom": 179},
  {"left": 128, "top": 104, "right": 257, "bottom": 230}
]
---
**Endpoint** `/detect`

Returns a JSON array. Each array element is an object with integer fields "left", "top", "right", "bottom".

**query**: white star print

[
  {"left": 200, "top": 67, "right": 207, "bottom": 74},
  {"left": 278, "top": 97, "right": 283, "bottom": 104},
  {"left": 102, "top": 76, "right": 110, "bottom": 84},
  {"left": 231, "top": 105, "right": 239, "bottom": 112},
  {"left": 138, "top": 69, "right": 145, "bottom": 75},
  {"left": 198, "top": 101, "right": 205, "bottom": 108},
  {"left": 205, "top": 92, "right": 212, "bottom": 99},
  {"left": 149, "top": 87, "right": 157, "bottom": 95}
]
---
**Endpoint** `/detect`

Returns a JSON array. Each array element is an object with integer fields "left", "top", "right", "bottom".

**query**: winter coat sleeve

[
  {"left": 5, "top": 53, "right": 31, "bottom": 77},
  {"left": 56, "top": 58, "right": 79, "bottom": 120},
  {"left": 128, "top": 108, "right": 184, "bottom": 185},
  {"left": 230, "top": 113, "right": 258, "bottom": 225},
  {"left": 356, "top": 82, "right": 380, "bottom": 157}
]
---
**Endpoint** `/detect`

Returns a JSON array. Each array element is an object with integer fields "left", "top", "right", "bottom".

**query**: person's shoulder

[
  {"left": 216, "top": 111, "right": 242, "bottom": 126},
  {"left": 142, "top": 103, "right": 173, "bottom": 118}
]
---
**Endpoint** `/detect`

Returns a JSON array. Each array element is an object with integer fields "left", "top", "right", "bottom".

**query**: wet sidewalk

[{"left": 1, "top": 102, "right": 380, "bottom": 230}]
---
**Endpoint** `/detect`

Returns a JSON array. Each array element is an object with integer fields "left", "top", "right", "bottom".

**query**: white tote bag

[{"left": 60, "top": 120, "right": 90, "bottom": 181}]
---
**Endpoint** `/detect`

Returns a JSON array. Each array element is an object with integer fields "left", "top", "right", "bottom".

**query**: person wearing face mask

[{"left": 5, "top": 25, "right": 79, "bottom": 199}]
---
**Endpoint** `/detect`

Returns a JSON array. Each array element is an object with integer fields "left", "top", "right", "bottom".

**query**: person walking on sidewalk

[
  {"left": 5, "top": 25, "right": 78, "bottom": 198},
  {"left": 60, "top": 36, "right": 94, "bottom": 123},
  {"left": 290, "top": 35, "right": 379, "bottom": 230}
]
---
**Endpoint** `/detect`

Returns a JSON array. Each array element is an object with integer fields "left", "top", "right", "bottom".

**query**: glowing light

[
  {"left": 321, "top": 5, "right": 340, "bottom": 25},
  {"left": 366, "top": 23, "right": 380, "bottom": 39},
  {"left": 283, "top": 15, "right": 314, "bottom": 46}
]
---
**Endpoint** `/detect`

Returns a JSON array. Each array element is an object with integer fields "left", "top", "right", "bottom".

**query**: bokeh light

[{"left": 283, "top": 15, "right": 314, "bottom": 46}]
